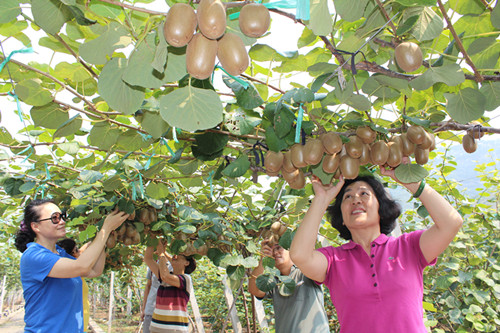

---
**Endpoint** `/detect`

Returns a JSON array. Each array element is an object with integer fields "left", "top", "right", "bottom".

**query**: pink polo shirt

[{"left": 316, "top": 230, "right": 436, "bottom": 333}]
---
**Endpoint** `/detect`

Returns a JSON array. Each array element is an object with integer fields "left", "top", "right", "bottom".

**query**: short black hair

[
  {"left": 327, "top": 175, "right": 401, "bottom": 240},
  {"left": 57, "top": 238, "right": 77, "bottom": 256},
  {"left": 185, "top": 256, "right": 196, "bottom": 274},
  {"left": 15, "top": 199, "right": 55, "bottom": 253}
]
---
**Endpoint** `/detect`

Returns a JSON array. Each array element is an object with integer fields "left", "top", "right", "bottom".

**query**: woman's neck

[
  {"left": 351, "top": 230, "right": 381, "bottom": 255},
  {"left": 36, "top": 238, "right": 57, "bottom": 253}
]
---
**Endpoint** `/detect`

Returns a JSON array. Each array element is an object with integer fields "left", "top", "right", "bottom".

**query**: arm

[
  {"left": 140, "top": 276, "right": 152, "bottom": 321},
  {"left": 85, "top": 248, "right": 106, "bottom": 278},
  {"left": 290, "top": 176, "right": 345, "bottom": 283},
  {"left": 248, "top": 242, "right": 273, "bottom": 298},
  {"left": 380, "top": 165, "right": 463, "bottom": 263},
  {"left": 155, "top": 241, "right": 182, "bottom": 288},
  {"left": 48, "top": 210, "right": 129, "bottom": 278}
]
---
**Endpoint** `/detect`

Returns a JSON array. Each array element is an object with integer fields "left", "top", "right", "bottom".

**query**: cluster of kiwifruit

[
  {"left": 105, "top": 207, "right": 158, "bottom": 248},
  {"left": 262, "top": 221, "right": 287, "bottom": 246},
  {"left": 462, "top": 124, "right": 483, "bottom": 153},
  {"left": 163, "top": 1, "right": 270, "bottom": 79},
  {"left": 264, "top": 125, "right": 436, "bottom": 189},
  {"left": 394, "top": 41, "right": 422, "bottom": 72}
]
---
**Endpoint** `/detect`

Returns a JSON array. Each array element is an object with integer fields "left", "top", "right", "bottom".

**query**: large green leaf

[
  {"left": 139, "top": 111, "right": 170, "bottom": 139},
  {"left": 164, "top": 47, "right": 188, "bottom": 82},
  {"left": 152, "top": 25, "right": 168, "bottom": 73},
  {"left": 31, "top": 0, "right": 72, "bottom": 35},
  {"left": 448, "top": 0, "right": 485, "bottom": 15},
  {"left": 308, "top": 0, "right": 333, "bottom": 36},
  {"left": 410, "top": 64, "right": 465, "bottom": 90},
  {"left": 15, "top": 79, "right": 53, "bottom": 106},
  {"left": 493, "top": 0, "right": 500, "bottom": 29},
  {"left": 54, "top": 62, "right": 92, "bottom": 83},
  {"left": 57, "top": 142, "right": 79, "bottom": 155},
  {"left": 145, "top": 182, "right": 170, "bottom": 200},
  {"left": 89, "top": 2, "right": 122, "bottom": 19},
  {"left": 53, "top": 114, "right": 82, "bottom": 139},
  {"left": 394, "top": 163, "right": 429, "bottom": 183},
  {"left": 98, "top": 58, "right": 145, "bottom": 115},
  {"left": 468, "top": 37, "right": 500, "bottom": 70},
  {"left": 395, "top": 0, "right": 436, "bottom": 5},
  {"left": 265, "top": 126, "right": 289, "bottom": 152},
  {"left": 159, "top": 86, "right": 223, "bottom": 132},
  {"left": 479, "top": 81, "right": 500, "bottom": 111},
  {"left": 0, "top": 0, "right": 21, "bottom": 24},
  {"left": 79, "top": 22, "right": 132, "bottom": 65},
  {"left": 30, "top": 102, "right": 69, "bottom": 129},
  {"left": 334, "top": 0, "right": 368, "bottom": 22},
  {"left": 87, "top": 121, "right": 120, "bottom": 150},
  {"left": 408, "top": 6, "right": 443, "bottom": 41},
  {"left": 223, "top": 76, "right": 264, "bottom": 110},
  {"left": 222, "top": 156, "right": 250, "bottom": 178},
  {"left": 444, "top": 88, "right": 486, "bottom": 124},
  {"left": 79, "top": 170, "right": 104, "bottom": 184},
  {"left": 122, "top": 33, "right": 165, "bottom": 89},
  {"left": 256, "top": 273, "right": 277, "bottom": 292}
]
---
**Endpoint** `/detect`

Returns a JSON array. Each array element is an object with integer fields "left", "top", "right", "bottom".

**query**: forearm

[
  {"left": 248, "top": 260, "right": 265, "bottom": 297},
  {"left": 87, "top": 248, "right": 106, "bottom": 278},
  {"left": 75, "top": 228, "right": 111, "bottom": 274}
]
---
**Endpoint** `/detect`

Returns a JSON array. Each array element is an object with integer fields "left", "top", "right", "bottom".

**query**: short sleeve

[
  {"left": 146, "top": 268, "right": 152, "bottom": 280},
  {"left": 314, "top": 246, "right": 334, "bottom": 285},
  {"left": 406, "top": 230, "right": 437, "bottom": 268},
  {"left": 21, "top": 244, "right": 61, "bottom": 283}
]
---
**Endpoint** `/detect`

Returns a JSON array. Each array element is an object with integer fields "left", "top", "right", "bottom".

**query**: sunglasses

[{"left": 36, "top": 211, "right": 67, "bottom": 224}]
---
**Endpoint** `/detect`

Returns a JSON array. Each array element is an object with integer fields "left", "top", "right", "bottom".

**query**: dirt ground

[{"left": 0, "top": 309, "right": 25, "bottom": 333}]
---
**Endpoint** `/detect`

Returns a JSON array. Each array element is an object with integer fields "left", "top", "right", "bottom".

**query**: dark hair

[
  {"left": 327, "top": 175, "right": 401, "bottom": 240},
  {"left": 57, "top": 238, "right": 77, "bottom": 256},
  {"left": 15, "top": 199, "right": 55, "bottom": 253},
  {"left": 185, "top": 256, "right": 196, "bottom": 274}
]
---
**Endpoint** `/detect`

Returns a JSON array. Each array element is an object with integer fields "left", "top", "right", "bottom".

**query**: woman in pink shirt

[{"left": 290, "top": 167, "right": 463, "bottom": 332}]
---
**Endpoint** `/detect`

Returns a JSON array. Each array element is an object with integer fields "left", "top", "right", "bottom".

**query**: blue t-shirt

[{"left": 21, "top": 242, "right": 83, "bottom": 333}]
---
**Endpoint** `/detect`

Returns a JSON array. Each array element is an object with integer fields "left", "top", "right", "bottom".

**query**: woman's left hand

[{"left": 379, "top": 157, "right": 411, "bottom": 184}]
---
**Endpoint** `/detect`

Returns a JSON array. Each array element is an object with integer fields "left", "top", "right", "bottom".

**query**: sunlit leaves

[
  {"left": 479, "top": 81, "right": 500, "bottom": 111},
  {"left": 87, "top": 121, "right": 120, "bottom": 150},
  {"left": 30, "top": 103, "right": 69, "bottom": 129},
  {"left": 53, "top": 114, "right": 82, "bottom": 138},
  {"left": 333, "top": 0, "right": 369, "bottom": 22},
  {"left": 394, "top": 163, "right": 429, "bottom": 183},
  {"left": 308, "top": 0, "right": 333, "bottom": 36},
  {"left": 410, "top": 64, "right": 465, "bottom": 90},
  {"left": 444, "top": 88, "right": 487, "bottom": 124},
  {"left": 31, "top": 0, "right": 72, "bottom": 35},
  {"left": 15, "top": 79, "right": 52, "bottom": 106},
  {"left": 0, "top": 0, "right": 21, "bottom": 24},
  {"left": 407, "top": 6, "right": 443, "bottom": 41}
]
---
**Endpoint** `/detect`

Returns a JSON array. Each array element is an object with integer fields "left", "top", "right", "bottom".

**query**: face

[
  {"left": 340, "top": 181, "right": 380, "bottom": 231},
  {"left": 171, "top": 254, "right": 189, "bottom": 272},
  {"left": 272, "top": 245, "right": 291, "bottom": 268},
  {"left": 31, "top": 203, "right": 66, "bottom": 240}
]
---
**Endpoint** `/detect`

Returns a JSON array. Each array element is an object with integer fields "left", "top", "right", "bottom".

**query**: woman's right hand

[
  {"left": 102, "top": 209, "right": 129, "bottom": 232},
  {"left": 311, "top": 175, "right": 345, "bottom": 204}
]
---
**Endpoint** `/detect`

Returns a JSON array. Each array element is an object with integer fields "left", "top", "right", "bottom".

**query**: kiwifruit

[
  {"left": 467, "top": 121, "right": 484, "bottom": 139},
  {"left": 290, "top": 143, "right": 307, "bottom": 168},
  {"left": 117, "top": 225, "right": 127, "bottom": 237},
  {"left": 390, "top": 135, "right": 403, "bottom": 151},
  {"left": 407, "top": 126, "right": 426, "bottom": 145},
  {"left": 197, "top": 0, "right": 226, "bottom": 40},
  {"left": 359, "top": 143, "right": 372, "bottom": 165},
  {"left": 239, "top": 3, "right": 270, "bottom": 38},
  {"left": 320, "top": 132, "right": 343, "bottom": 155},
  {"left": 418, "top": 131, "right": 434, "bottom": 150},
  {"left": 132, "top": 232, "right": 141, "bottom": 245},
  {"left": 345, "top": 136, "right": 363, "bottom": 159},
  {"left": 322, "top": 153, "right": 340, "bottom": 174},
  {"left": 126, "top": 224, "right": 136, "bottom": 238},
  {"left": 196, "top": 244, "right": 209, "bottom": 256},
  {"left": 370, "top": 141, "right": 390, "bottom": 165},
  {"left": 394, "top": 42, "right": 422, "bottom": 72},
  {"left": 271, "top": 221, "right": 281, "bottom": 234},
  {"left": 123, "top": 237, "right": 133, "bottom": 246},
  {"left": 356, "top": 126, "right": 376, "bottom": 144},
  {"left": 429, "top": 132, "right": 436, "bottom": 151},
  {"left": 266, "top": 169, "right": 280, "bottom": 177},
  {"left": 138, "top": 209, "right": 150, "bottom": 224},
  {"left": 164, "top": 3, "right": 197, "bottom": 47},
  {"left": 264, "top": 151, "right": 284, "bottom": 173},
  {"left": 288, "top": 169, "right": 305, "bottom": 189},
  {"left": 106, "top": 235, "right": 117, "bottom": 248},
  {"left": 282, "top": 151, "right": 296, "bottom": 173},
  {"left": 414, "top": 147, "right": 429, "bottom": 165},
  {"left": 186, "top": 33, "right": 217, "bottom": 79},
  {"left": 127, "top": 210, "right": 136, "bottom": 220},
  {"left": 278, "top": 224, "right": 287, "bottom": 236},
  {"left": 304, "top": 139, "right": 325, "bottom": 165},
  {"left": 217, "top": 32, "right": 249, "bottom": 76},
  {"left": 462, "top": 134, "right": 477, "bottom": 153},
  {"left": 148, "top": 208, "right": 158, "bottom": 224},
  {"left": 400, "top": 133, "right": 416, "bottom": 156},
  {"left": 282, "top": 168, "right": 300, "bottom": 183},
  {"left": 386, "top": 142, "right": 403, "bottom": 168},
  {"left": 340, "top": 155, "right": 360, "bottom": 179}
]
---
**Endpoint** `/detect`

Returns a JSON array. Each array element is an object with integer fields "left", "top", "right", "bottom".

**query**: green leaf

[
  {"left": 248, "top": 44, "right": 297, "bottom": 62},
  {"left": 152, "top": 24, "right": 168, "bottom": 73},
  {"left": 468, "top": 37, "right": 500, "bottom": 70},
  {"left": 409, "top": 6, "right": 443, "bottom": 41},
  {"left": 334, "top": 0, "right": 368, "bottom": 22},
  {"left": 19, "top": 181, "right": 36, "bottom": 193},
  {"left": 265, "top": 126, "right": 289, "bottom": 152},
  {"left": 57, "top": 142, "right": 80, "bottom": 155},
  {"left": 3, "top": 178, "right": 23, "bottom": 196},
  {"left": 87, "top": 122, "right": 120, "bottom": 150},
  {"left": 192, "top": 132, "right": 229, "bottom": 155},
  {"left": 308, "top": 0, "right": 333, "bottom": 36},
  {"left": 123, "top": 33, "right": 165, "bottom": 89},
  {"left": 256, "top": 273, "right": 277, "bottom": 292},
  {"left": 165, "top": 47, "right": 188, "bottom": 82},
  {"left": 31, "top": 0, "right": 72, "bottom": 35},
  {"left": 159, "top": 86, "right": 223, "bottom": 132},
  {"left": 89, "top": 2, "right": 121, "bottom": 19},
  {"left": 0, "top": 0, "right": 21, "bottom": 24},
  {"left": 448, "top": 0, "right": 485, "bottom": 15},
  {"left": 66, "top": 5, "right": 96, "bottom": 26},
  {"left": 444, "top": 88, "right": 486, "bottom": 124},
  {"left": 422, "top": 301, "right": 437, "bottom": 312},
  {"left": 346, "top": 94, "right": 372, "bottom": 111},
  {"left": 278, "top": 229, "right": 294, "bottom": 250},
  {"left": 278, "top": 275, "right": 296, "bottom": 296},
  {"left": 222, "top": 156, "right": 250, "bottom": 178},
  {"left": 310, "top": 156, "right": 335, "bottom": 185},
  {"left": 410, "top": 64, "right": 465, "bottom": 91},
  {"left": 79, "top": 170, "right": 103, "bottom": 184},
  {"left": 79, "top": 22, "right": 133, "bottom": 65},
  {"left": 395, "top": 0, "right": 436, "bottom": 5},
  {"left": 479, "top": 81, "right": 500, "bottom": 111},
  {"left": 396, "top": 15, "right": 419, "bottom": 36},
  {"left": 274, "top": 105, "right": 295, "bottom": 139},
  {"left": 98, "top": 58, "right": 145, "bottom": 115},
  {"left": 145, "top": 182, "right": 170, "bottom": 200},
  {"left": 15, "top": 79, "right": 53, "bottom": 106},
  {"left": 102, "top": 175, "right": 123, "bottom": 192},
  {"left": 139, "top": 111, "right": 169, "bottom": 139},
  {"left": 30, "top": 103, "right": 69, "bottom": 129},
  {"left": 394, "top": 163, "right": 429, "bottom": 183},
  {"left": 493, "top": 0, "right": 500, "bottom": 29},
  {"left": 227, "top": 265, "right": 246, "bottom": 281},
  {"left": 223, "top": 77, "right": 264, "bottom": 110},
  {"left": 53, "top": 114, "right": 82, "bottom": 138}
]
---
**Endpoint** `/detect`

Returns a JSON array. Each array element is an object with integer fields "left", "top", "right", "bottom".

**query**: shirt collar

[{"left": 340, "top": 233, "right": 389, "bottom": 250}]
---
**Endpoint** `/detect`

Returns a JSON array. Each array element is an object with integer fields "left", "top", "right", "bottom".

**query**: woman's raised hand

[
  {"left": 102, "top": 209, "right": 129, "bottom": 232},
  {"left": 311, "top": 175, "right": 345, "bottom": 204},
  {"left": 380, "top": 157, "right": 411, "bottom": 184}
]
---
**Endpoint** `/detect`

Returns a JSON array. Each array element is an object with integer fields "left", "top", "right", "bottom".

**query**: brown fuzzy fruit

[
  {"left": 386, "top": 142, "right": 403, "bottom": 168},
  {"left": 418, "top": 131, "right": 434, "bottom": 150},
  {"left": 282, "top": 168, "right": 300, "bottom": 184},
  {"left": 304, "top": 139, "right": 325, "bottom": 165},
  {"left": 407, "top": 126, "right": 426, "bottom": 145},
  {"left": 164, "top": 3, "right": 197, "bottom": 47},
  {"left": 467, "top": 122, "right": 485, "bottom": 139},
  {"left": 462, "top": 134, "right": 477, "bottom": 153},
  {"left": 139, "top": 209, "right": 150, "bottom": 224},
  {"left": 359, "top": 144, "right": 372, "bottom": 165},
  {"left": 290, "top": 143, "right": 307, "bottom": 168},
  {"left": 288, "top": 169, "right": 305, "bottom": 189},
  {"left": 320, "top": 132, "right": 343, "bottom": 155},
  {"left": 271, "top": 221, "right": 282, "bottom": 234},
  {"left": 278, "top": 225, "right": 287, "bottom": 236},
  {"left": 340, "top": 155, "right": 360, "bottom": 179},
  {"left": 106, "top": 235, "right": 117, "bottom": 248},
  {"left": 370, "top": 141, "right": 390, "bottom": 166},
  {"left": 264, "top": 151, "right": 284, "bottom": 173},
  {"left": 281, "top": 151, "right": 296, "bottom": 173},
  {"left": 217, "top": 32, "right": 249, "bottom": 76},
  {"left": 400, "top": 133, "right": 416, "bottom": 156},
  {"left": 239, "top": 3, "right": 270, "bottom": 38},
  {"left": 356, "top": 126, "right": 376, "bottom": 144},
  {"left": 322, "top": 153, "right": 340, "bottom": 174},
  {"left": 186, "top": 33, "right": 217, "bottom": 79},
  {"left": 197, "top": 0, "right": 226, "bottom": 40},
  {"left": 345, "top": 135, "right": 363, "bottom": 159},
  {"left": 395, "top": 42, "right": 422, "bottom": 72},
  {"left": 414, "top": 147, "right": 429, "bottom": 165}
]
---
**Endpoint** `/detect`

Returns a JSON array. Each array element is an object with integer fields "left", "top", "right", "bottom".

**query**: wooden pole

[
  {"left": 126, "top": 286, "right": 132, "bottom": 316},
  {"left": 0, "top": 275, "right": 6, "bottom": 317},
  {"left": 188, "top": 282, "right": 205, "bottom": 333},
  {"left": 222, "top": 275, "right": 242, "bottom": 333},
  {"left": 107, "top": 271, "right": 115, "bottom": 333}
]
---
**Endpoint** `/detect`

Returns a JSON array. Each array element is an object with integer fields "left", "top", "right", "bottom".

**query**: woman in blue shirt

[{"left": 14, "top": 199, "right": 129, "bottom": 333}]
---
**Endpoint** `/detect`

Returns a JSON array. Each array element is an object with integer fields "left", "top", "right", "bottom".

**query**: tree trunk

[
  {"left": 0, "top": 275, "right": 6, "bottom": 317},
  {"left": 107, "top": 271, "right": 115, "bottom": 333}
]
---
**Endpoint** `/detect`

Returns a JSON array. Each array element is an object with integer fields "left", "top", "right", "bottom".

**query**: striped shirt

[{"left": 151, "top": 274, "right": 191, "bottom": 332}]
